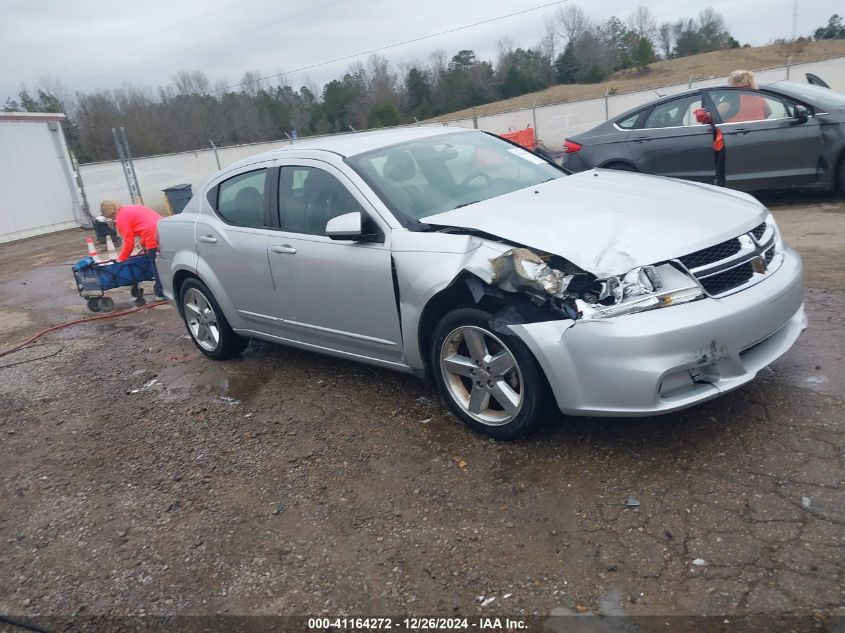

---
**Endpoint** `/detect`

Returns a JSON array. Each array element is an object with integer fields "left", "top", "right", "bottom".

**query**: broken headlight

[{"left": 578, "top": 263, "right": 704, "bottom": 319}]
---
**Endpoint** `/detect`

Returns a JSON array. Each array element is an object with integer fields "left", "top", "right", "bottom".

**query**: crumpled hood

[{"left": 420, "top": 169, "right": 767, "bottom": 277}]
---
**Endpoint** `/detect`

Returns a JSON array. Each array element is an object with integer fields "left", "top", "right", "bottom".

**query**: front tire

[
  {"left": 179, "top": 279, "right": 248, "bottom": 360},
  {"left": 430, "top": 308, "right": 548, "bottom": 440}
]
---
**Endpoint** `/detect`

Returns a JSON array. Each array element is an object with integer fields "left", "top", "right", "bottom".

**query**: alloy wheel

[
  {"left": 183, "top": 287, "right": 220, "bottom": 352},
  {"left": 439, "top": 325, "right": 524, "bottom": 426}
]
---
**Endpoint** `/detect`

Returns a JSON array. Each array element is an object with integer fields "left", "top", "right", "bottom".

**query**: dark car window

[
  {"left": 617, "top": 113, "right": 640, "bottom": 129},
  {"left": 709, "top": 89, "right": 790, "bottom": 123},
  {"left": 216, "top": 169, "right": 267, "bottom": 227},
  {"left": 278, "top": 166, "right": 364, "bottom": 236},
  {"left": 643, "top": 94, "right": 704, "bottom": 129}
]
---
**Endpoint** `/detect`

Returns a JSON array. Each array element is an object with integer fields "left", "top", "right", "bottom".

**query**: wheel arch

[
  {"left": 599, "top": 159, "right": 640, "bottom": 172},
  {"left": 172, "top": 269, "right": 199, "bottom": 316},
  {"left": 416, "top": 272, "right": 509, "bottom": 377}
]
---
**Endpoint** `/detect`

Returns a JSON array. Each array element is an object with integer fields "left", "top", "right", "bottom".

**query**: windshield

[
  {"left": 345, "top": 131, "right": 564, "bottom": 224},
  {"left": 768, "top": 81, "right": 845, "bottom": 110}
]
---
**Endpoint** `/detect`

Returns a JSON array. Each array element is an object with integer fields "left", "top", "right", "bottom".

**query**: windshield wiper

[{"left": 453, "top": 201, "right": 480, "bottom": 209}]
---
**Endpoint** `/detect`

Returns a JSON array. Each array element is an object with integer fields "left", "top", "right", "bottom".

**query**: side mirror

[
  {"left": 792, "top": 105, "right": 809, "bottom": 123},
  {"left": 325, "top": 211, "right": 362, "bottom": 239},
  {"left": 325, "top": 211, "right": 381, "bottom": 242}
]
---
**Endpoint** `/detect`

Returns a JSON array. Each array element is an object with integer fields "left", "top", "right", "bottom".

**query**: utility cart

[{"left": 72, "top": 255, "right": 156, "bottom": 312}]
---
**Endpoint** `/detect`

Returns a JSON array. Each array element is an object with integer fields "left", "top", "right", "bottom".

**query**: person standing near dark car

[{"left": 717, "top": 70, "right": 771, "bottom": 122}]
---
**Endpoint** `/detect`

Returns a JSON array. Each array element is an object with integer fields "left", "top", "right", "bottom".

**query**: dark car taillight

[{"left": 563, "top": 140, "right": 583, "bottom": 153}]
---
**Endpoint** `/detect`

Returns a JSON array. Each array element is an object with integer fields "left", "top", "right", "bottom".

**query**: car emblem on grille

[{"left": 752, "top": 256, "right": 767, "bottom": 274}]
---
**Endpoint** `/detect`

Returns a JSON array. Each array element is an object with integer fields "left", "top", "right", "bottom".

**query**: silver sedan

[{"left": 155, "top": 127, "right": 806, "bottom": 439}]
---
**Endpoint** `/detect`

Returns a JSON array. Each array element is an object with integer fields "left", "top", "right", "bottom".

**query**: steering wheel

[{"left": 458, "top": 171, "right": 491, "bottom": 191}]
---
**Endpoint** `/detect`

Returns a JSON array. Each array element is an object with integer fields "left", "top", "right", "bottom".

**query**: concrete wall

[
  {"left": 0, "top": 117, "right": 84, "bottom": 243},
  {"left": 79, "top": 56, "right": 845, "bottom": 214}
]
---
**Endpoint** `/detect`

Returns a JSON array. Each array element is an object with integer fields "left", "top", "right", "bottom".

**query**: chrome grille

[
  {"left": 764, "top": 247, "right": 774, "bottom": 265},
  {"left": 676, "top": 219, "right": 778, "bottom": 298},
  {"left": 699, "top": 263, "right": 754, "bottom": 295},
  {"left": 679, "top": 238, "right": 741, "bottom": 269}
]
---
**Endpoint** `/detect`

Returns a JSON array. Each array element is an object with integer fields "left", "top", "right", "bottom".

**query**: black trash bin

[{"left": 162, "top": 184, "right": 193, "bottom": 214}]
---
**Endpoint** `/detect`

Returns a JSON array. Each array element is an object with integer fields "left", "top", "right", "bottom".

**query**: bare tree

[
  {"left": 172, "top": 71, "right": 210, "bottom": 96},
  {"left": 556, "top": 5, "right": 589, "bottom": 44},
  {"left": 538, "top": 16, "right": 561, "bottom": 84},
  {"left": 366, "top": 54, "right": 396, "bottom": 105},
  {"left": 239, "top": 71, "right": 264, "bottom": 96},
  {"left": 627, "top": 6, "right": 657, "bottom": 41},
  {"left": 496, "top": 37, "right": 516, "bottom": 75},
  {"left": 697, "top": 7, "right": 728, "bottom": 50},
  {"left": 540, "top": 15, "right": 561, "bottom": 62},
  {"left": 657, "top": 22, "right": 674, "bottom": 58}
]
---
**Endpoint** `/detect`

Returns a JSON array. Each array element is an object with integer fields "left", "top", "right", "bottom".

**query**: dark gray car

[{"left": 562, "top": 81, "right": 845, "bottom": 192}]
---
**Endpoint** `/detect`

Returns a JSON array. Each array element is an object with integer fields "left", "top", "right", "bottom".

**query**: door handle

[
  {"left": 198, "top": 235, "right": 217, "bottom": 244},
  {"left": 633, "top": 136, "right": 650, "bottom": 142},
  {"left": 271, "top": 244, "right": 297, "bottom": 254}
]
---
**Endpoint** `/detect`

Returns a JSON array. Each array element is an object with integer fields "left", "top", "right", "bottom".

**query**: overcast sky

[{"left": 0, "top": 0, "right": 839, "bottom": 103}]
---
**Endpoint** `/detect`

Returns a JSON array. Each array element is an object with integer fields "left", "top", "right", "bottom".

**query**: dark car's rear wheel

[
  {"left": 179, "top": 279, "right": 248, "bottom": 359},
  {"left": 430, "top": 308, "right": 547, "bottom": 440},
  {"left": 837, "top": 157, "right": 845, "bottom": 195}
]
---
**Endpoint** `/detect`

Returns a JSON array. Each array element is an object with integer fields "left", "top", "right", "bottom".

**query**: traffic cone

[
  {"left": 86, "top": 237, "right": 101, "bottom": 262},
  {"left": 105, "top": 236, "right": 118, "bottom": 260}
]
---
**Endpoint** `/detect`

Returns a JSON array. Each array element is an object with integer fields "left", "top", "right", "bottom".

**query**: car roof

[{"left": 238, "top": 125, "right": 474, "bottom": 163}]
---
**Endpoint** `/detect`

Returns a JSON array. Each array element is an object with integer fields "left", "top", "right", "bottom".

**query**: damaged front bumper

[{"left": 508, "top": 246, "right": 806, "bottom": 416}]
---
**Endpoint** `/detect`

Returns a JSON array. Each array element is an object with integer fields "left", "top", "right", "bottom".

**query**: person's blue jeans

[{"left": 147, "top": 248, "right": 163, "bottom": 297}]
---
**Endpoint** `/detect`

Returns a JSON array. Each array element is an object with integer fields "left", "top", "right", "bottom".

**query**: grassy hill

[{"left": 430, "top": 40, "right": 845, "bottom": 121}]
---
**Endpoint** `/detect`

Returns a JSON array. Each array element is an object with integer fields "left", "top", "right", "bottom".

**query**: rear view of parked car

[
  {"left": 155, "top": 127, "right": 806, "bottom": 440},
  {"left": 563, "top": 80, "right": 845, "bottom": 193}
]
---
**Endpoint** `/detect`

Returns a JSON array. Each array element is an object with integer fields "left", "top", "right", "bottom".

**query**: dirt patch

[{"left": 1, "top": 196, "right": 844, "bottom": 619}]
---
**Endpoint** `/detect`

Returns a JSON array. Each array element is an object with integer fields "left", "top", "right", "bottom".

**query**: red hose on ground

[{"left": 0, "top": 300, "right": 168, "bottom": 359}]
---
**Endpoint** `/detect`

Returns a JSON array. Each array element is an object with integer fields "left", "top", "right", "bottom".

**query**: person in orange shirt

[
  {"left": 717, "top": 69, "right": 772, "bottom": 122},
  {"left": 99, "top": 200, "right": 163, "bottom": 298}
]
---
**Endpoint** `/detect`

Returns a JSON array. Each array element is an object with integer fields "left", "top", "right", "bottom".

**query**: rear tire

[
  {"left": 99, "top": 296, "right": 115, "bottom": 312},
  {"left": 179, "top": 279, "right": 249, "bottom": 360},
  {"left": 430, "top": 307, "right": 548, "bottom": 440},
  {"left": 837, "top": 157, "right": 845, "bottom": 195}
]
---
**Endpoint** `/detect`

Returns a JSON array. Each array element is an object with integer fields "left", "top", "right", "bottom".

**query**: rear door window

[
  {"left": 643, "top": 94, "right": 704, "bottom": 129},
  {"left": 616, "top": 113, "right": 640, "bottom": 129},
  {"left": 216, "top": 169, "right": 267, "bottom": 227}
]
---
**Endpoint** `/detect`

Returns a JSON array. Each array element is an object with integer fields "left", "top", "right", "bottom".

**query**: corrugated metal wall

[{"left": 0, "top": 119, "right": 83, "bottom": 243}]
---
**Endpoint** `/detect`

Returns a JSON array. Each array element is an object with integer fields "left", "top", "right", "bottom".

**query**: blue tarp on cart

[{"left": 73, "top": 255, "right": 156, "bottom": 295}]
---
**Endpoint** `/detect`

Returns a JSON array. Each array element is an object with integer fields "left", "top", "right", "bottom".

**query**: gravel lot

[{"left": 1, "top": 193, "right": 843, "bottom": 625}]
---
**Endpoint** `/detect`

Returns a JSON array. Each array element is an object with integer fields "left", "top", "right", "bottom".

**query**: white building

[{"left": 0, "top": 112, "right": 90, "bottom": 244}]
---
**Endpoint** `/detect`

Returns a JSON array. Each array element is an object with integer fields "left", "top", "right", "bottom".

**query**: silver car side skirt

[
  {"left": 233, "top": 327, "right": 414, "bottom": 374},
  {"left": 237, "top": 310, "right": 397, "bottom": 347}
]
